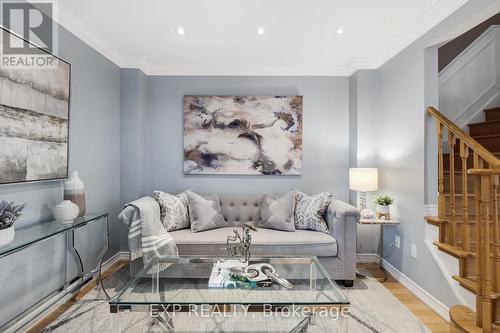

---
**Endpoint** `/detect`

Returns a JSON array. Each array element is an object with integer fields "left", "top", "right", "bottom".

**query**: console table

[{"left": 0, "top": 213, "right": 109, "bottom": 332}]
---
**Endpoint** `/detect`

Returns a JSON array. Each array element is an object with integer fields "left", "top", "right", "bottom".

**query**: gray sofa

[{"left": 127, "top": 193, "right": 359, "bottom": 286}]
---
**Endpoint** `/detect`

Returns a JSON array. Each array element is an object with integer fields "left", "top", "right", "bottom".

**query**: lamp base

[{"left": 360, "top": 209, "right": 376, "bottom": 219}]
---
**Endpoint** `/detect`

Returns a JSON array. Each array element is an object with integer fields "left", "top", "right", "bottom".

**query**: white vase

[
  {"left": 53, "top": 200, "right": 79, "bottom": 223},
  {"left": 64, "top": 171, "right": 86, "bottom": 217},
  {"left": 0, "top": 226, "right": 15, "bottom": 247},
  {"left": 376, "top": 205, "right": 390, "bottom": 214}
]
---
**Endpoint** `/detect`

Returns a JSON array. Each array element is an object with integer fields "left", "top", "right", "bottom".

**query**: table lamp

[{"left": 349, "top": 168, "right": 378, "bottom": 218}]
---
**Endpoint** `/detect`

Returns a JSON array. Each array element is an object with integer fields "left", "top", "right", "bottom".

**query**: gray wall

[
  {"left": 0, "top": 25, "right": 121, "bottom": 326},
  {"left": 348, "top": 73, "right": 358, "bottom": 206},
  {"left": 438, "top": 11, "right": 500, "bottom": 71},
  {"left": 137, "top": 76, "right": 350, "bottom": 200},
  {"left": 0, "top": 0, "right": 496, "bottom": 325},
  {"left": 120, "top": 69, "right": 147, "bottom": 206},
  {"left": 355, "top": 0, "right": 499, "bottom": 308},
  {"left": 349, "top": 71, "right": 382, "bottom": 254},
  {"left": 370, "top": 40, "right": 459, "bottom": 306}
]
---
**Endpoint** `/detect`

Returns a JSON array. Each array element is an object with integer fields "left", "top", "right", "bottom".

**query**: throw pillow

[
  {"left": 153, "top": 190, "right": 190, "bottom": 232},
  {"left": 294, "top": 190, "right": 332, "bottom": 234},
  {"left": 259, "top": 192, "right": 296, "bottom": 232},
  {"left": 186, "top": 191, "right": 226, "bottom": 232}
]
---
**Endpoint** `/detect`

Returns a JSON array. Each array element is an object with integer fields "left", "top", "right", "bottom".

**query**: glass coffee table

[{"left": 110, "top": 256, "right": 350, "bottom": 332}]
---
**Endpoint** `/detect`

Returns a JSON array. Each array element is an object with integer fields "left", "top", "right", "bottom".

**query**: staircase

[{"left": 426, "top": 106, "right": 500, "bottom": 333}]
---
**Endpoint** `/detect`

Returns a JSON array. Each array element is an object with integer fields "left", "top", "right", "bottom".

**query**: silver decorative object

[
  {"left": 220, "top": 223, "right": 256, "bottom": 263},
  {"left": 230, "top": 264, "right": 294, "bottom": 289}
]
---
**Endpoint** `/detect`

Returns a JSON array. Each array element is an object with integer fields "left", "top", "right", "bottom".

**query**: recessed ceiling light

[
  {"left": 257, "top": 27, "right": 265, "bottom": 35},
  {"left": 336, "top": 27, "right": 344, "bottom": 35},
  {"left": 176, "top": 26, "right": 185, "bottom": 35}
]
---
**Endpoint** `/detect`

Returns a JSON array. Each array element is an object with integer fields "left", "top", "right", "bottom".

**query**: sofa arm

[
  {"left": 327, "top": 199, "right": 359, "bottom": 223},
  {"left": 326, "top": 199, "right": 359, "bottom": 279}
]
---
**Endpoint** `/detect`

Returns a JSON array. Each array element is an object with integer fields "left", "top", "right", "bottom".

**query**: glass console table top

[
  {"left": 111, "top": 256, "right": 349, "bottom": 307},
  {"left": 0, "top": 213, "right": 109, "bottom": 258}
]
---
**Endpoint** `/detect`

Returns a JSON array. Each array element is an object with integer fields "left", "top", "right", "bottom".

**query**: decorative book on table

[{"left": 208, "top": 260, "right": 257, "bottom": 289}]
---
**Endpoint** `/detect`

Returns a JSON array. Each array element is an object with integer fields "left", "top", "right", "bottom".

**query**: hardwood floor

[
  {"left": 29, "top": 261, "right": 450, "bottom": 333},
  {"left": 359, "top": 263, "right": 450, "bottom": 333}
]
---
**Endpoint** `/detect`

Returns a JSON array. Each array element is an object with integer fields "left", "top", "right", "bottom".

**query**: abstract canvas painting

[
  {"left": 184, "top": 96, "right": 303, "bottom": 175},
  {"left": 0, "top": 30, "right": 70, "bottom": 184}
]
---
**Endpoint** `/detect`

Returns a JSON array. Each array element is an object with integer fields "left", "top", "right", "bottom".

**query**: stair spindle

[
  {"left": 474, "top": 153, "right": 484, "bottom": 328},
  {"left": 459, "top": 141, "right": 471, "bottom": 282},
  {"left": 437, "top": 123, "right": 446, "bottom": 243},
  {"left": 449, "top": 132, "right": 457, "bottom": 246},
  {"left": 480, "top": 174, "right": 492, "bottom": 332},
  {"left": 492, "top": 175, "right": 499, "bottom": 294}
]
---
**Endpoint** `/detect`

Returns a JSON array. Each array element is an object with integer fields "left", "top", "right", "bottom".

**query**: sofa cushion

[{"left": 171, "top": 227, "right": 337, "bottom": 257}]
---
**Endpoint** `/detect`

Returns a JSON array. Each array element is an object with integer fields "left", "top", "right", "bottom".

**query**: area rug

[{"left": 39, "top": 267, "right": 430, "bottom": 332}]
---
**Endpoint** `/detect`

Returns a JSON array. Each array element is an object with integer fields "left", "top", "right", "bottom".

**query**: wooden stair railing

[{"left": 427, "top": 106, "right": 500, "bottom": 333}]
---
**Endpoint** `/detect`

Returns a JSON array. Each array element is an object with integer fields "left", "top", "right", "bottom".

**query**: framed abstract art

[
  {"left": 0, "top": 27, "right": 71, "bottom": 184},
  {"left": 184, "top": 95, "right": 303, "bottom": 175}
]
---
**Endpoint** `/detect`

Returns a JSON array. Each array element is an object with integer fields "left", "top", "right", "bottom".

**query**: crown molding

[
  {"left": 370, "top": 0, "right": 469, "bottom": 69},
  {"left": 139, "top": 64, "right": 352, "bottom": 77},
  {"left": 430, "top": 0, "right": 500, "bottom": 47},
  {"left": 55, "top": 1, "right": 468, "bottom": 76},
  {"left": 57, "top": 4, "right": 129, "bottom": 67}
]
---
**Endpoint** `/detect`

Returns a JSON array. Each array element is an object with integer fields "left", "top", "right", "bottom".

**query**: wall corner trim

[
  {"left": 424, "top": 204, "right": 438, "bottom": 216},
  {"left": 356, "top": 253, "right": 381, "bottom": 263},
  {"left": 381, "top": 259, "right": 450, "bottom": 322}
]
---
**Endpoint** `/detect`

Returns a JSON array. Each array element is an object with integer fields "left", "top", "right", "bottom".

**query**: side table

[{"left": 357, "top": 218, "right": 400, "bottom": 281}]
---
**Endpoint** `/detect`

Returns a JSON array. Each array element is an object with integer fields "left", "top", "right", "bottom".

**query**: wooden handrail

[
  {"left": 427, "top": 107, "right": 500, "bottom": 168},
  {"left": 468, "top": 169, "right": 500, "bottom": 175},
  {"left": 428, "top": 106, "right": 500, "bottom": 332}
]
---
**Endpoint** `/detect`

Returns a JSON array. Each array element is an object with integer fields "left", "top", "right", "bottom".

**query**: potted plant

[
  {"left": 0, "top": 201, "right": 26, "bottom": 247},
  {"left": 374, "top": 195, "right": 394, "bottom": 220}
]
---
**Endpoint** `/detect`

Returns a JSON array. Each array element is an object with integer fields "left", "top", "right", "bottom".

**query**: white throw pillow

[
  {"left": 293, "top": 190, "right": 332, "bottom": 234},
  {"left": 186, "top": 191, "right": 226, "bottom": 232},
  {"left": 259, "top": 191, "right": 296, "bottom": 232},
  {"left": 153, "top": 190, "right": 190, "bottom": 232}
]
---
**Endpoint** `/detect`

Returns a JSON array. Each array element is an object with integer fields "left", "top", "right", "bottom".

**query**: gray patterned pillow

[
  {"left": 153, "top": 190, "right": 190, "bottom": 232},
  {"left": 259, "top": 192, "right": 296, "bottom": 232},
  {"left": 186, "top": 191, "right": 226, "bottom": 232},
  {"left": 294, "top": 190, "right": 332, "bottom": 234}
]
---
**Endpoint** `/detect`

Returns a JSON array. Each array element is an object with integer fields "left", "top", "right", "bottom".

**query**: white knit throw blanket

[{"left": 119, "top": 196, "right": 178, "bottom": 273}]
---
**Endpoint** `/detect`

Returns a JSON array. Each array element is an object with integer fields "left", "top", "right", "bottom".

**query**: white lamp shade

[{"left": 349, "top": 168, "right": 378, "bottom": 192}]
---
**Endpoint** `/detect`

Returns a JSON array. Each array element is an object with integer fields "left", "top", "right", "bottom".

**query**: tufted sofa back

[{"left": 218, "top": 194, "right": 264, "bottom": 224}]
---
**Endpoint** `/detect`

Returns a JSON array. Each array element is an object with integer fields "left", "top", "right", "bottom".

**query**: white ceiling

[{"left": 57, "top": 0, "right": 469, "bottom": 76}]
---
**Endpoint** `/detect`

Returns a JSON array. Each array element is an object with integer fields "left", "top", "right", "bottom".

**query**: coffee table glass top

[{"left": 110, "top": 256, "right": 349, "bottom": 306}]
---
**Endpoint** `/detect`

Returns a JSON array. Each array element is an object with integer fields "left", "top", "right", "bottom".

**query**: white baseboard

[
  {"left": 102, "top": 251, "right": 130, "bottom": 270},
  {"left": 356, "top": 253, "right": 380, "bottom": 263},
  {"left": 382, "top": 259, "right": 450, "bottom": 322}
]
